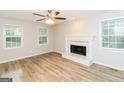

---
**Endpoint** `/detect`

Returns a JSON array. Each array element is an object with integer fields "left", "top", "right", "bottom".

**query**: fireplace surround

[{"left": 62, "top": 35, "right": 94, "bottom": 66}]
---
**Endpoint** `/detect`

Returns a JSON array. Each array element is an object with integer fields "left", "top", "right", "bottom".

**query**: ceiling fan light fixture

[
  {"left": 45, "top": 18, "right": 55, "bottom": 24},
  {"left": 33, "top": 11, "right": 66, "bottom": 24}
]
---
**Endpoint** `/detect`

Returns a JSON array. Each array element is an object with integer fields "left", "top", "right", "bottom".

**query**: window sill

[{"left": 101, "top": 47, "right": 124, "bottom": 53}]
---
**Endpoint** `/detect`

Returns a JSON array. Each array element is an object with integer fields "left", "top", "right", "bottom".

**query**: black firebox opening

[{"left": 70, "top": 45, "right": 86, "bottom": 56}]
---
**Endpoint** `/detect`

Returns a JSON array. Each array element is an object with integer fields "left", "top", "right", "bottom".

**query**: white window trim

[
  {"left": 3, "top": 24, "right": 23, "bottom": 50},
  {"left": 38, "top": 27, "right": 49, "bottom": 46},
  {"left": 99, "top": 17, "right": 124, "bottom": 52}
]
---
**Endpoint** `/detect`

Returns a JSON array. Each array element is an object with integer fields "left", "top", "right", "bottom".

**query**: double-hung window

[
  {"left": 39, "top": 27, "right": 48, "bottom": 45},
  {"left": 101, "top": 17, "right": 124, "bottom": 49},
  {"left": 4, "top": 24, "right": 23, "bottom": 49}
]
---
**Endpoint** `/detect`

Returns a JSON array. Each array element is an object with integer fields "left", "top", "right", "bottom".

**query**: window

[
  {"left": 39, "top": 27, "right": 48, "bottom": 45},
  {"left": 101, "top": 17, "right": 124, "bottom": 49},
  {"left": 4, "top": 24, "right": 23, "bottom": 49}
]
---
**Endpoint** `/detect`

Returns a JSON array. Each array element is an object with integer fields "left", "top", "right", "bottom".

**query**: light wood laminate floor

[{"left": 0, "top": 52, "right": 124, "bottom": 82}]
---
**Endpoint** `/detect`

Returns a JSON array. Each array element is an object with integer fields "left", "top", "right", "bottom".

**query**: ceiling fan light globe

[{"left": 45, "top": 18, "right": 55, "bottom": 24}]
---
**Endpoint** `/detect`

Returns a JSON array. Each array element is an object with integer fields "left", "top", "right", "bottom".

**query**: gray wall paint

[
  {"left": 0, "top": 18, "right": 53, "bottom": 63},
  {"left": 52, "top": 11, "right": 124, "bottom": 70}
]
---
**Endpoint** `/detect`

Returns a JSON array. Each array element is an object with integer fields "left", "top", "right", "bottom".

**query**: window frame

[
  {"left": 3, "top": 24, "right": 23, "bottom": 50},
  {"left": 100, "top": 16, "right": 124, "bottom": 51},
  {"left": 38, "top": 27, "right": 48, "bottom": 45}
]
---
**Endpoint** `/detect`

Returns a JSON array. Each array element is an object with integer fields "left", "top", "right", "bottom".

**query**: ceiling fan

[{"left": 33, "top": 10, "right": 66, "bottom": 24}]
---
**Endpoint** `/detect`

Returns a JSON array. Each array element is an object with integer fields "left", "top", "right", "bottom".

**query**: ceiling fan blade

[
  {"left": 55, "top": 17, "right": 66, "bottom": 20},
  {"left": 33, "top": 13, "right": 46, "bottom": 17},
  {"left": 55, "top": 11, "right": 60, "bottom": 16},
  {"left": 36, "top": 18, "right": 46, "bottom": 21}
]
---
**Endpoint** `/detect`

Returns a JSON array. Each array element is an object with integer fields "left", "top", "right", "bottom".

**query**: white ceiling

[{"left": 0, "top": 10, "right": 110, "bottom": 25}]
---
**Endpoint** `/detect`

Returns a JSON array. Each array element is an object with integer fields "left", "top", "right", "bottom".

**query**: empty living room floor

[{"left": 0, "top": 52, "right": 124, "bottom": 82}]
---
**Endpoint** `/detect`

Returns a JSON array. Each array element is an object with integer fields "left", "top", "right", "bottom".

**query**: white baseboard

[
  {"left": 93, "top": 60, "right": 124, "bottom": 71},
  {"left": 53, "top": 50, "right": 62, "bottom": 54},
  {"left": 0, "top": 50, "right": 53, "bottom": 64}
]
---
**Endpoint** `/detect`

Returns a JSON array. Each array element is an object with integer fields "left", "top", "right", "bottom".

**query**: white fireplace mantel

[{"left": 62, "top": 35, "right": 95, "bottom": 66}]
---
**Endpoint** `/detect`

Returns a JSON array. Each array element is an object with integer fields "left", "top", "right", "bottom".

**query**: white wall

[
  {"left": 52, "top": 11, "right": 124, "bottom": 70},
  {"left": 52, "top": 19, "right": 91, "bottom": 53},
  {"left": 91, "top": 11, "right": 124, "bottom": 70},
  {"left": 0, "top": 18, "right": 53, "bottom": 63}
]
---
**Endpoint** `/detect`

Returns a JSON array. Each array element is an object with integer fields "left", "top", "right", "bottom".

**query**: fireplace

[
  {"left": 62, "top": 35, "right": 94, "bottom": 66},
  {"left": 71, "top": 45, "right": 86, "bottom": 56}
]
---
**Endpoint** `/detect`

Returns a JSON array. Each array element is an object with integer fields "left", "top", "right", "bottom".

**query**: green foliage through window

[
  {"left": 5, "top": 25, "right": 22, "bottom": 48},
  {"left": 39, "top": 28, "right": 48, "bottom": 44},
  {"left": 102, "top": 18, "right": 124, "bottom": 49}
]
